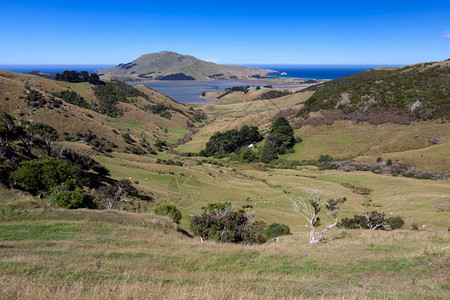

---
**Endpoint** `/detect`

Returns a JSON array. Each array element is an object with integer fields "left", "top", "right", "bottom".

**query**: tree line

[
  {"left": 198, "top": 117, "right": 301, "bottom": 164},
  {"left": 55, "top": 70, "right": 104, "bottom": 85}
]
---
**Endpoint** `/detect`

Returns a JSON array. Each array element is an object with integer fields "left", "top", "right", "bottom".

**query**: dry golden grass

[
  {"left": 0, "top": 209, "right": 448, "bottom": 299},
  {"left": 0, "top": 70, "right": 197, "bottom": 151}
]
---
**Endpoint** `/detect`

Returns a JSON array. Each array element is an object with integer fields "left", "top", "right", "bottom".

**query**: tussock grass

[{"left": 0, "top": 209, "right": 448, "bottom": 299}]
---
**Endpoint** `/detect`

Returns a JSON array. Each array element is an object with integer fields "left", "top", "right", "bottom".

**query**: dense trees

[
  {"left": 261, "top": 117, "right": 296, "bottom": 163},
  {"left": 55, "top": 70, "right": 104, "bottom": 85},
  {"left": 200, "top": 125, "right": 262, "bottom": 157},
  {"left": 198, "top": 117, "right": 299, "bottom": 164},
  {"left": 92, "top": 80, "right": 145, "bottom": 117}
]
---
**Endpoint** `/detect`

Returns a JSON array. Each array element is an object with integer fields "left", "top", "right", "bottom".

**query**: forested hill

[
  {"left": 297, "top": 60, "right": 450, "bottom": 121},
  {"left": 96, "top": 51, "right": 276, "bottom": 81}
]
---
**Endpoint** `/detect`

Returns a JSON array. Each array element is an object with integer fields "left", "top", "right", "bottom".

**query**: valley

[{"left": 0, "top": 58, "right": 449, "bottom": 299}]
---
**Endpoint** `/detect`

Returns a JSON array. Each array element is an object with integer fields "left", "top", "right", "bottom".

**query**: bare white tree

[
  {"left": 98, "top": 186, "right": 124, "bottom": 209},
  {"left": 291, "top": 189, "right": 346, "bottom": 245}
]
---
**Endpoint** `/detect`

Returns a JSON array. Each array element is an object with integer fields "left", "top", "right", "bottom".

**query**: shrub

[
  {"left": 201, "top": 202, "right": 231, "bottom": 213},
  {"left": 153, "top": 203, "right": 182, "bottom": 224},
  {"left": 10, "top": 157, "right": 80, "bottom": 194},
  {"left": 339, "top": 212, "right": 387, "bottom": 230},
  {"left": 190, "top": 203, "right": 261, "bottom": 244},
  {"left": 411, "top": 223, "right": 419, "bottom": 231},
  {"left": 388, "top": 216, "right": 405, "bottom": 229},
  {"left": 260, "top": 223, "right": 290, "bottom": 238},
  {"left": 45, "top": 181, "right": 94, "bottom": 209}
]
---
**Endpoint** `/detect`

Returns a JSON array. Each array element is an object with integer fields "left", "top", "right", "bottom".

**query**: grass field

[{"left": 0, "top": 209, "right": 448, "bottom": 299}]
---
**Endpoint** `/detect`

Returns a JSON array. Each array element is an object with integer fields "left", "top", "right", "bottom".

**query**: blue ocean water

[
  {"left": 0, "top": 65, "right": 114, "bottom": 74},
  {"left": 248, "top": 64, "right": 404, "bottom": 80}
]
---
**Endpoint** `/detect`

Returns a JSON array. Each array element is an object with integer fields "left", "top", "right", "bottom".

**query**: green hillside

[{"left": 297, "top": 60, "right": 450, "bottom": 120}]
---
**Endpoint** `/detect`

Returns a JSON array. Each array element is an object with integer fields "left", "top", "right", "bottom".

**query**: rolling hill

[
  {"left": 0, "top": 69, "right": 206, "bottom": 154},
  {"left": 295, "top": 60, "right": 450, "bottom": 123},
  {"left": 96, "top": 51, "right": 277, "bottom": 81}
]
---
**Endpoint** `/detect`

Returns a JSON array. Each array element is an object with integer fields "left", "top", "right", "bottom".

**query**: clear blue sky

[{"left": 1, "top": 0, "right": 449, "bottom": 65}]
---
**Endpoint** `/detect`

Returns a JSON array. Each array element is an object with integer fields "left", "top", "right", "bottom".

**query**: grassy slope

[
  {"left": 203, "top": 86, "right": 306, "bottom": 103},
  {"left": 298, "top": 60, "right": 450, "bottom": 119},
  {"left": 284, "top": 120, "right": 450, "bottom": 172},
  {"left": 0, "top": 70, "right": 197, "bottom": 151},
  {"left": 0, "top": 209, "right": 448, "bottom": 299}
]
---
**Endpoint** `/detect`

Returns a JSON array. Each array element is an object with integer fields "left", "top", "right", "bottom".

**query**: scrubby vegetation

[
  {"left": 318, "top": 155, "right": 449, "bottom": 180},
  {"left": 0, "top": 110, "right": 144, "bottom": 210},
  {"left": 153, "top": 203, "right": 182, "bottom": 224},
  {"left": 190, "top": 202, "right": 265, "bottom": 244},
  {"left": 339, "top": 212, "right": 405, "bottom": 231},
  {"left": 298, "top": 62, "right": 450, "bottom": 120},
  {"left": 53, "top": 90, "right": 90, "bottom": 109},
  {"left": 92, "top": 80, "right": 145, "bottom": 117}
]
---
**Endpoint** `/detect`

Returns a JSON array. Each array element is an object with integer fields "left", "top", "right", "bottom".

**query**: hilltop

[
  {"left": 295, "top": 60, "right": 450, "bottom": 123},
  {"left": 97, "top": 51, "right": 277, "bottom": 81}
]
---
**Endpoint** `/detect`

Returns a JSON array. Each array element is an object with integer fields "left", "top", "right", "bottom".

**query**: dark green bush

[
  {"left": 388, "top": 216, "right": 405, "bottom": 229},
  {"left": 10, "top": 157, "right": 80, "bottom": 194},
  {"left": 45, "top": 181, "right": 94, "bottom": 209},
  {"left": 260, "top": 223, "right": 290, "bottom": 238},
  {"left": 153, "top": 203, "right": 182, "bottom": 224}
]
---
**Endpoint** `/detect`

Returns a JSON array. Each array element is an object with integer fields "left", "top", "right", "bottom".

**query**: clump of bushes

[
  {"left": 10, "top": 157, "right": 81, "bottom": 195},
  {"left": 339, "top": 211, "right": 405, "bottom": 230},
  {"left": 190, "top": 202, "right": 264, "bottom": 244},
  {"left": 153, "top": 203, "right": 182, "bottom": 224},
  {"left": 259, "top": 223, "right": 290, "bottom": 238},
  {"left": 45, "top": 180, "right": 94, "bottom": 209}
]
